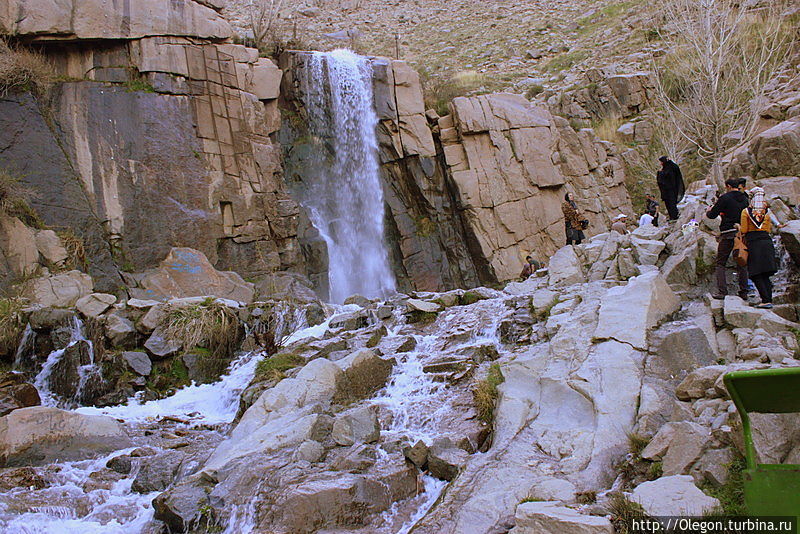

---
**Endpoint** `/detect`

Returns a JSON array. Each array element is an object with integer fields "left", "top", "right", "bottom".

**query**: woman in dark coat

[
  {"left": 562, "top": 192, "right": 585, "bottom": 245},
  {"left": 739, "top": 187, "right": 780, "bottom": 308}
]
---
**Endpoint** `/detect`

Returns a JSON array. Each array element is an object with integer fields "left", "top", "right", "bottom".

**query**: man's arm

[{"left": 706, "top": 196, "right": 725, "bottom": 219}]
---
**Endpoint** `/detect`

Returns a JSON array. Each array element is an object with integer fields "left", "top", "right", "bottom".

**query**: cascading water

[{"left": 297, "top": 49, "right": 396, "bottom": 303}]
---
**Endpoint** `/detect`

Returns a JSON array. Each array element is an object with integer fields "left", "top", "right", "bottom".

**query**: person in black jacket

[
  {"left": 706, "top": 177, "right": 750, "bottom": 299},
  {"left": 657, "top": 156, "right": 685, "bottom": 221}
]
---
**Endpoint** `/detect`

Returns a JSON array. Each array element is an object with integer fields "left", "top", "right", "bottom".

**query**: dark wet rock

[
  {"left": 403, "top": 440, "right": 429, "bottom": 468},
  {"left": 132, "top": 450, "right": 186, "bottom": 493},
  {"left": 334, "top": 349, "right": 395, "bottom": 403},
  {"left": 106, "top": 454, "right": 133, "bottom": 474},
  {"left": 0, "top": 372, "right": 41, "bottom": 417},
  {"left": 123, "top": 351, "right": 152, "bottom": 376},
  {"left": 153, "top": 475, "right": 212, "bottom": 532},
  {"left": 0, "top": 466, "right": 47, "bottom": 491},
  {"left": 428, "top": 438, "right": 470, "bottom": 481}
]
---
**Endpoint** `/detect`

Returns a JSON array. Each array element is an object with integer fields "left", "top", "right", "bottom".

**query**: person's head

[
  {"left": 526, "top": 255, "right": 534, "bottom": 264},
  {"left": 659, "top": 156, "right": 669, "bottom": 167},
  {"left": 736, "top": 177, "right": 747, "bottom": 190},
  {"left": 724, "top": 177, "right": 740, "bottom": 192},
  {"left": 564, "top": 192, "right": 573, "bottom": 202},
  {"left": 645, "top": 193, "right": 654, "bottom": 200}
]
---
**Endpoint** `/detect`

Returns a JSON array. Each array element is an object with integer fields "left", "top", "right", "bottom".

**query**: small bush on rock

[
  {"left": 160, "top": 300, "right": 241, "bottom": 362},
  {"left": 0, "top": 297, "right": 25, "bottom": 359},
  {"left": 474, "top": 363, "right": 504, "bottom": 424},
  {"left": 255, "top": 352, "right": 303, "bottom": 382},
  {"left": 0, "top": 39, "right": 54, "bottom": 97},
  {"left": 0, "top": 169, "right": 35, "bottom": 220}
]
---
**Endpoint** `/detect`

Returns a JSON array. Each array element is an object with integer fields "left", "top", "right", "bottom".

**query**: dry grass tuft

[
  {"left": 474, "top": 363, "right": 504, "bottom": 424},
  {"left": 55, "top": 229, "right": 88, "bottom": 271},
  {"left": 0, "top": 297, "right": 25, "bottom": 359},
  {"left": 0, "top": 39, "right": 54, "bottom": 98},
  {"left": 160, "top": 298, "right": 241, "bottom": 362},
  {"left": 422, "top": 69, "right": 489, "bottom": 116},
  {"left": 0, "top": 169, "right": 34, "bottom": 219}
]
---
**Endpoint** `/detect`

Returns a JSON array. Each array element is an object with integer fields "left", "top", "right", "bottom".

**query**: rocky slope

[{"left": 2, "top": 183, "right": 799, "bottom": 532}]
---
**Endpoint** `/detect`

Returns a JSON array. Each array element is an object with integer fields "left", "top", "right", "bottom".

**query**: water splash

[{"left": 297, "top": 49, "right": 396, "bottom": 303}]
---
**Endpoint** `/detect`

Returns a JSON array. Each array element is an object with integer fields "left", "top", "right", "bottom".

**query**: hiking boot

[
  {"left": 755, "top": 303, "right": 774, "bottom": 309},
  {"left": 737, "top": 292, "right": 748, "bottom": 300},
  {"left": 711, "top": 293, "right": 726, "bottom": 300}
]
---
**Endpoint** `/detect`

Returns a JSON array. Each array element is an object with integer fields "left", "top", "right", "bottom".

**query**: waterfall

[{"left": 298, "top": 49, "right": 396, "bottom": 304}]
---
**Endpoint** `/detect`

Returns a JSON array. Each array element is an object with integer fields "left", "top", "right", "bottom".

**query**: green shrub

[
  {"left": 544, "top": 50, "right": 589, "bottom": 73},
  {"left": 459, "top": 290, "right": 485, "bottom": 306},
  {"left": 607, "top": 493, "right": 649, "bottom": 533},
  {"left": 627, "top": 432, "right": 650, "bottom": 458},
  {"left": 255, "top": 352, "right": 303, "bottom": 382},
  {"left": 123, "top": 78, "right": 155, "bottom": 93},
  {"left": 525, "top": 84, "right": 545, "bottom": 99},
  {"left": 474, "top": 363, "right": 504, "bottom": 424},
  {"left": 407, "top": 310, "right": 438, "bottom": 324},
  {"left": 699, "top": 454, "right": 746, "bottom": 515}
]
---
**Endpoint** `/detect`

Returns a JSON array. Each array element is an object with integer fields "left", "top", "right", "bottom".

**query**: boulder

[
  {"left": 0, "top": 407, "right": 132, "bottom": 467},
  {"left": 137, "top": 303, "right": 165, "bottom": 334},
  {"left": 428, "top": 442, "right": 469, "bottom": 481},
  {"left": 105, "top": 313, "right": 137, "bottom": 348},
  {"left": 123, "top": 351, "right": 152, "bottom": 376},
  {"left": 0, "top": 216, "right": 39, "bottom": 279},
  {"left": 631, "top": 236, "right": 665, "bottom": 266},
  {"left": 33, "top": 229, "right": 68, "bottom": 265},
  {"left": 20, "top": 270, "right": 93, "bottom": 308},
  {"left": 75, "top": 293, "right": 116, "bottom": 318},
  {"left": 780, "top": 220, "right": 800, "bottom": 266},
  {"left": 510, "top": 501, "right": 614, "bottom": 534},
  {"left": 331, "top": 405, "right": 380, "bottom": 446},
  {"left": 0, "top": 373, "right": 40, "bottom": 417},
  {"left": 132, "top": 450, "right": 185, "bottom": 493},
  {"left": 661, "top": 423, "right": 711, "bottom": 476},
  {"left": 1, "top": 0, "right": 233, "bottom": 40},
  {"left": 549, "top": 246, "right": 584, "bottom": 287},
  {"left": 406, "top": 298, "right": 441, "bottom": 313},
  {"left": 675, "top": 366, "right": 726, "bottom": 400},
  {"left": 253, "top": 271, "right": 317, "bottom": 303},
  {"left": 334, "top": 349, "right": 395, "bottom": 403},
  {"left": 403, "top": 440, "right": 429, "bottom": 468},
  {"left": 692, "top": 448, "right": 734, "bottom": 487},
  {"left": 723, "top": 296, "right": 800, "bottom": 334},
  {"left": 630, "top": 475, "right": 720, "bottom": 516},
  {"left": 250, "top": 58, "right": 282, "bottom": 101},
  {"left": 144, "top": 329, "right": 182, "bottom": 359},
  {"left": 527, "top": 477, "right": 577, "bottom": 503},
  {"left": 293, "top": 440, "right": 325, "bottom": 463},
  {"left": 153, "top": 476, "right": 212, "bottom": 532},
  {"left": 594, "top": 271, "right": 679, "bottom": 350},
  {"left": 137, "top": 248, "right": 254, "bottom": 304}
]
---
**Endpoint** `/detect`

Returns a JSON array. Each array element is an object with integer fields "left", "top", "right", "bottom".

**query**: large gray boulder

[
  {"left": 0, "top": 407, "right": 132, "bottom": 466},
  {"left": 20, "top": 270, "right": 93, "bottom": 308},
  {"left": 331, "top": 405, "right": 380, "bottom": 446},
  {"left": 594, "top": 271, "right": 679, "bottom": 350},
  {"left": 510, "top": 501, "right": 614, "bottom": 534},
  {"left": 630, "top": 475, "right": 719, "bottom": 516},
  {"left": 549, "top": 246, "right": 584, "bottom": 287}
]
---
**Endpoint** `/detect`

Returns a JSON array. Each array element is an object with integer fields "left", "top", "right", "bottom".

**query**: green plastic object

[{"left": 724, "top": 367, "right": 800, "bottom": 517}]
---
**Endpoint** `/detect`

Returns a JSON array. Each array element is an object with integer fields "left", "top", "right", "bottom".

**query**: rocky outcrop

[
  {"left": 1, "top": 9, "right": 300, "bottom": 292},
  {"left": 1, "top": 0, "right": 232, "bottom": 40},
  {"left": 0, "top": 373, "right": 40, "bottom": 417},
  {"left": 0, "top": 406, "right": 132, "bottom": 466},
  {"left": 438, "top": 93, "right": 632, "bottom": 282}
]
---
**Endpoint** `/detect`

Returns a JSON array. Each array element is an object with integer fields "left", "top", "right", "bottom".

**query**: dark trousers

[
  {"left": 715, "top": 234, "right": 748, "bottom": 297},
  {"left": 663, "top": 194, "right": 679, "bottom": 220},
  {"left": 566, "top": 227, "right": 583, "bottom": 245},
  {"left": 751, "top": 273, "right": 773, "bottom": 303}
]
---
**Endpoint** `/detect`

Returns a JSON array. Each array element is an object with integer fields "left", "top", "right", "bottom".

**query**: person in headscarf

[
  {"left": 656, "top": 156, "right": 685, "bottom": 221},
  {"left": 562, "top": 192, "right": 585, "bottom": 245},
  {"left": 738, "top": 186, "right": 780, "bottom": 308}
]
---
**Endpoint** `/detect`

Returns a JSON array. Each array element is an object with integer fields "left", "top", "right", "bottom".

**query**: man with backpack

[{"left": 706, "top": 177, "right": 750, "bottom": 299}]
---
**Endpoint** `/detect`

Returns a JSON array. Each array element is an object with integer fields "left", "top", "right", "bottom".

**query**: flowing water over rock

[{"left": 295, "top": 49, "right": 396, "bottom": 303}]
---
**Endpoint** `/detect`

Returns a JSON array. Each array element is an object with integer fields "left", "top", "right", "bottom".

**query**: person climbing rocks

[
  {"left": 519, "top": 255, "right": 541, "bottom": 280},
  {"left": 562, "top": 192, "right": 586, "bottom": 245},
  {"left": 738, "top": 186, "right": 785, "bottom": 308},
  {"left": 611, "top": 213, "right": 629, "bottom": 234},
  {"left": 656, "top": 156, "right": 685, "bottom": 221},
  {"left": 645, "top": 193, "right": 660, "bottom": 226},
  {"left": 706, "top": 177, "right": 751, "bottom": 300}
]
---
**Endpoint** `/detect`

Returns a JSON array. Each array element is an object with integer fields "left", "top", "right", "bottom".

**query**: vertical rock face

[
  {"left": 0, "top": 9, "right": 301, "bottom": 291},
  {"left": 438, "top": 94, "right": 632, "bottom": 282},
  {"left": 282, "top": 53, "right": 632, "bottom": 292}
]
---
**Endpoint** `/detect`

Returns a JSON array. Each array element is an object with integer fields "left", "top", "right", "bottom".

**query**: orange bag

[{"left": 733, "top": 231, "right": 748, "bottom": 267}]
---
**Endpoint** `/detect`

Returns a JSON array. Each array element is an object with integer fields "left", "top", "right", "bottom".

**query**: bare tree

[
  {"left": 651, "top": 0, "right": 796, "bottom": 185},
  {"left": 246, "top": 0, "right": 286, "bottom": 51}
]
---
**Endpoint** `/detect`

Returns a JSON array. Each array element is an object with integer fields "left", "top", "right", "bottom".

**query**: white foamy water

[
  {"left": 33, "top": 316, "right": 98, "bottom": 408},
  {"left": 0, "top": 448, "right": 157, "bottom": 534},
  {"left": 296, "top": 49, "right": 396, "bottom": 303},
  {"left": 76, "top": 310, "right": 344, "bottom": 425}
]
